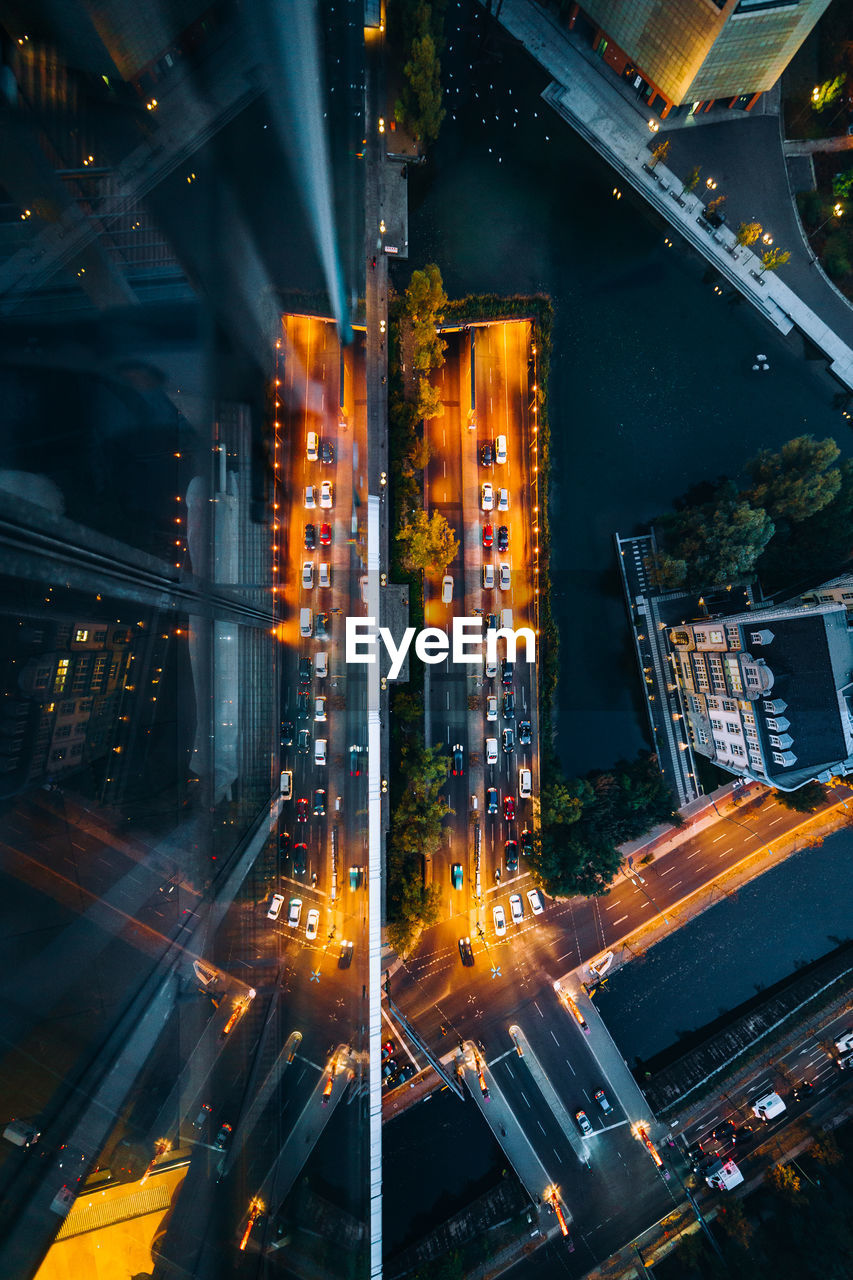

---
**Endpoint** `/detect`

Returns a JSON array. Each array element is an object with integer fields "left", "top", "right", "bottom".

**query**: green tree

[
  {"left": 644, "top": 551, "right": 687, "bottom": 589},
  {"left": 746, "top": 435, "right": 841, "bottom": 524},
  {"left": 402, "top": 21, "right": 445, "bottom": 144},
  {"left": 759, "top": 246, "right": 791, "bottom": 275},
  {"left": 680, "top": 164, "right": 701, "bottom": 195},
  {"left": 736, "top": 220, "right": 763, "bottom": 247},
  {"left": 415, "top": 377, "right": 443, "bottom": 420},
  {"left": 832, "top": 172, "right": 853, "bottom": 200},
  {"left": 649, "top": 138, "right": 670, "bottom": 168},
  {"left": 775, "top": 781, "right": 826, "bottom": 812},
  {"left": 664, "top": 498, "right": 774, "bottom": 585},
  {"left": 404, "top": 263, "right": 448, "bottom": 324},
  {"left": 396, "top": 508, "right": 459, "bottom": 573}
]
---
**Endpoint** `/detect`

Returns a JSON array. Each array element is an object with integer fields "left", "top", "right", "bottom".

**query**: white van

[
  {"left": 495, "top": 434, "right": 507, "bottom": 464},
  {"left": 314, "top": 738, "right": 327, "bottom": 766},
  {"left": 3, "top": 1120, "right": 40, "bottom": 1148},
  {"left": 519, "top": 768, "right": 532, "bottom": 798},
  {"left": 306, "top": 431, "right": 318, "bottom": 461},
  {"left": 280, "top": 769, "right": 292, "bottom": 799},
  {"left": 319, "top": 562, "right": 331, "bottom": 589},
  {"left": 752, "top": 1092, "right": 786, "bottom": 1120},
  {"left": 442, "top": 575, "right": 453, "bottom": 604},
  {"left": 316, "top": 652, "right": 328, "bottom": 679},
  {"left": 485, "top": 737, "right": 498, "bottom": 765},
  {"left": 300, "top": 607, "right": 313, "bottom": 638},
  {"left": 500, "top": 609, "right": 513, "bottom": 631}
]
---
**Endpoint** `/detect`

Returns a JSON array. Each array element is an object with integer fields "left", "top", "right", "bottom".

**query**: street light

[
  {"left": 705, "top": 177, "right": 717, "bottom": 191},
  {"left": 814, "top": 202, "right": 845, "bottom": 235},
  {"left": 761, "top": 232, "right": 773, "bottom": 245}
]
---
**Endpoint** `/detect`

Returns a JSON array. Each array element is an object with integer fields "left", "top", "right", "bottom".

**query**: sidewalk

[{"left": 485, "top": 0, "right": 853, "bottom": 373}]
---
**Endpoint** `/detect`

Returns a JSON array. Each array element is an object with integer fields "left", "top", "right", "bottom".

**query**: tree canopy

[
  {"left": 661, "top": 496, "right": 775, "bottom": 586},
  {"left": 746, "top": 435, "right": 841, "bottom": 523},
  {"left": 396, "top": 508, "right": 459, "bottom": 573}
]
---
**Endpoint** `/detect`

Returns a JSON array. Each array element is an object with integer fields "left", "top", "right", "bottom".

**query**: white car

[
  {"left": 519, "top": 767, "right": 532, "bottom": 798},
  {"left": 499, "top": 563, "right": 511, "bottom": 591},
  {"left": 302, "top": 561, "right": 314, "bottom": 589},
  {"left": 486, "top": 694, "right": 498, "bottom": 722},
  {"left": 481, "top": 482, "right": 494, "bottom": 511},
  {"left": 527, "top": 888, "right": 544, "bottom": 915},
  {"left": 306, "top": 430, "right": 318, "bottom": 461},
  {"left": 304, "top": 485, "right": 316, "bottom": 509},
  {"left": 315, "top": 652, "right": 328, "bottom": 679},
  {"left": 509, "top": 893, "right": 524, "bottom": 925},
  {"left": 442, "top": 575, "right": 453, "bottom": 604},
  {"left": 485, "top": 737, "right": 498, "bottom": 765},
  {"left": 306, "top": 908, "right": 320, "bottom": 941},
  {"left": 483, "top": 563, "right": 495, "bottom": 589},
  {"left": 314, "top": 738, "right": 327, "bottom": 766},
  {"left": 319, "top": 562, "right": 331, "bottom": 589},
  {"left": 497, "top": 488, "right": 509, "bottom": 512},
  {"left": 314, "top": 696, "right": 327, "bottom": 721},
  {"left": 485, "top": 657, "right": 498, "bottom": 679},
  {"left": 493, "top": 904, "right": 507, "bottom": 936},
  {"left": 320, "top": 481, "right": 333, "bottom": 509},
  {"left": 495, "top": 434, "right": 507, "bottom": 464},
  {"left": 287, "top": 897, "right": 302, "bottom": 927},
  {"left": 835, "top": 1030, "right": 853, "bottom": 1054},
  {"left": 267, "top": 893, "right": 285, "bottom": 921}
]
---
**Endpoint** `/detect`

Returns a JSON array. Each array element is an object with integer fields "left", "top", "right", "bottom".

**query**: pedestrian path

[{"left": 483, "top": 0, "right": 853, "bottom": 391}]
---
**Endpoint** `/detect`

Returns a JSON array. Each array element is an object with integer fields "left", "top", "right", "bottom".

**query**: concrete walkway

[
  {"left": 485, "top": 0, "right": 853, "bottom": 383},
  {"left": 784, "top": 135, "right": 853, "bottom": 155}
]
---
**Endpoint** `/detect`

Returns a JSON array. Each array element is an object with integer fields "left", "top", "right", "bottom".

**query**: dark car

[
  {"left": 505, "top": 839, "right": 518, "bottom": 871},
  {"left": 297, "top": 729, "right": 310, "bottom": 754},
  {"left": 594, "top": 1089, "right": 613, "bottom": 1115},
  {"left": 503, "top": 691, "right": 515, "bottom": 720},
  {"left": 481, "top": 442, "right": 494, "bottom": 467},
  {"left": 299, "top": 657, "right": 313, "bottom": 686},
  {"left": 313, "top": 788, "right": 326, "bottom": 816},
  {"left": 486, "top": 613, "right": 498, "bottom": 633},
  {"left": 792, "top": 1081, "right": 814, "bottom": 1103},
  {"left": 502, "top": 727, "right": 515, "bottom": 754},
  {"left": 399, "top": 1063, "right": 416, "bottom": 1082},
  {"left": 452, "top": 744, "right": 464, "bottom": 776},
  {"left": 705, "top": 207, "right": 727, "bottom": 229},
  {"left": 317, "top": 611, "right": 330, "bottom": 639},
  {"left": 458, "top": 936, "right": 474, "bottom": 966},
  {"left": 483, "top": 523, "right": 493, "bottom": 549},
  {"left": 319, "top": 522, "right": 332, "bottom": 546},
  {"left": 293, "top": 843, "right": 307, "bottom": 875},
  {"left": 304, "top": 524, "right": 316, "bottom": 550},
  {"left": 350, "top": 745, "right": 362, "bottom": 776},
  {"left": 501, "top": 659, "right": 514, "bottom": 687},
  {"left": 503, "top": 794, "right": 516, "bottom": 821},
  {"left": 520, "top": 828, "right": 533, "bottom": 857},
  {"left": 497, "top": 525, "right": 509, "bottom": 552},
  {"left": 296, "top": 797, "right": 309, "bottom": 823},
  {"left": 296, "top": 691, "right": 310, "bottom": 720},
  {"left": 486, "top": 787, "right": 499, "bottom": 815},
  {"left": 713, "top": 1120, "right": 736, "bottom": 1143},
  {"left": 213, "top": 1122, "right": 232, "bottom": 1151},
  {"left": 278, "top": 829, "right": 291, "bottom": 855},
  {"left": 518, "top": 720, "right": 531, "bottom": 746},
  {"left": 320, "top": 438, "right": 334, "bottom": 465},
  {"left": 280, "top": 720, "right": 294, "bottom": 748},
  {"left": 338, "top": 940, "right": 354, "bottom": 969}
]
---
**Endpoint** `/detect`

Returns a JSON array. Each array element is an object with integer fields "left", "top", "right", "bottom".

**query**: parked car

[
  {"left": 519, "top": 767, "right": 532, "bottom": 798},
  {"left": 305, "top": 909, "right": 320, "bottom": 941},
  {"left": 481, "top": 483, "right": 494, "bottom": 511},
  {"left": 520, "top": 828, "right": 534, "bottom": 857},
  {"left": 527, "top": 887, "right": 544, "bottom": 915},
  {"left": 304, "top": 524, "right": 316, "bottom": 550},
  {"left": 314, "top": 696, "right": 327, "bottom": 721},
  {"left": 318, "top": 562, "right": 330, "bottom": 589},
  {"left": 497, "top": 525, "right": 509, "bottom": 552},
  {"left": 315, "top": 653, "right": 328, "bottom": 679},
  {"left": 304, "top": 484, "right": 316, "bottom": 508},
  {"left": 319, "top": 522, "right": 331, "bottom": 545},
  {"left": 287, "top": 897, "right": 302, "bottom": 927},
  {"left": 499, "top": 563, "right": 511, "bottom": 591},
  {"left": 503, "top": 691, "right": 515, "bottom": 719},
  {"left": 481, "top": 441, "right": 494, "bottom": 467},
  {"left": 495, "top": 435, "right": 507, "bottom": 464},
  {"left": 306, "top": 430, "right": 318, "bottom": 461},
  {"left": 316, "top": 611, "right": 330, "bottom": 639},
  {"left": 320, "top": 438, "right": 334, "bottom": 465},
  {"left": 483, "top": 524, "right": 494, "bottom": 549},
  {"left": 267, "top": 893, "right": 285, "bottom": 921},
  {"left": 281, "top": 720, "right": 294, "bottom": 747},
  {"left": 293, "top": 844, "right": 307, "bottom": 875},
  {"left": 299, "top": 657, "right": 313, "bottom": 686},
  {"left": 497, "top": 488, "right": 509, "bottom": 511},
  {"left": 486, "top": 787, "right": 499, "bottom": 814},
  {"left": 296, "top": 692, "right": 310, "bottom": 719},
  {"left": 509, "top": 893, "right": 523, "bottom": 924},
  {"left": 485, "top": 737, "right": 498, "bottom": 765},
  {"left": 501, "top": 659, "right": 514, "bottom": 687},
  {"left": 493, "top": 904, "right": 507, "bottom": 936},
  {"left": 486, "top": 694, "right": 498, "bottom": 721},
  {"left": 319, "top": 480, "right": 333, "bottom": 509},
  {"left": 483, "top": 563, "right": 495, "bottom": 589},
  {"left": 442, "top": 575, "right": 453, "bottom": 604},
  {"left": 302, "top": 561, "right": 314, "bottom": 590}
]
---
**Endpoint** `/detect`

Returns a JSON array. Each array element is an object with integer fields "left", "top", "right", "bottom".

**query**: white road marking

[
  {"left": 768, "top": 816, "right": 785, "bottom": 826},
  {"left": 612, "top": 915, "right": 629, "bottom": 925},
  {"left": 533, "top": 1002, "right": 544, "bottom": 1018},
  {"left": 550, "top": 1030, "right": 560, "bottom": 1045},
  {"left": 712, "top": 835, "right": 725, "bottom": 843},
  {"left": 521, "top": 1091, "right": 531, "bottom": 1107},
  {"left": 565, "top": 1058, "right": 575, "bottom": 1075}
]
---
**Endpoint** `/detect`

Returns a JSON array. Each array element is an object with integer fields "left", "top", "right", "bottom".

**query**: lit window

[{"left": 75, "top": 629, "right": 89, "bottom": 642}]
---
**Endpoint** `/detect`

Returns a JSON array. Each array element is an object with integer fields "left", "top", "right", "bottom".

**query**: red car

[
  {"left": 482, "top": 524, "right": 493, "bottom": 549},
  {"left": 503, "top": 794, "right": 516, "bottom": 821},
  {"left": 320, "top": 522, "right": 332, "bottom": 546},
  {"left": 296, "top": 797, "right": 308, "bottom": 822}
]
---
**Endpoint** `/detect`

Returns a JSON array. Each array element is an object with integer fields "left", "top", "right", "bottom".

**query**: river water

[{"left": 403, "top": 5, "right": 849, "bottom": 778}]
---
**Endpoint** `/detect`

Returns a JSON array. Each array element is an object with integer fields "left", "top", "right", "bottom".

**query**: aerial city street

[{"left": 2, "top": 0, "right": 853, "bottom": 1278}]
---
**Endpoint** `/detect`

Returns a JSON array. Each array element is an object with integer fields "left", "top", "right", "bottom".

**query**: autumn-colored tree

[
  {"left": 707, "top": 194, "right": 727, "bottom": 217},
  {"left": 415, "top": 377, "right": 443, "bottom": 420},
  {"left": 736, "top": 221, "right": 763, "bottom": 247},
  {"left": 765, "top": 1162, "right": 802, "bottom": 1200},
  {"left": 759, "top": 246, "right": 791, "bottom": 275},
  {"left": 649, "top": 138, "right": 670, "bottom": 168},
  {"left": 680, "top": 164, "right": 701, "bottom": 195},
  {"left": 746, "top": 435, "right": 841, "bottom": 523},
  {"left": 396, "top": 508, "right": 459, "bottom": 573}
]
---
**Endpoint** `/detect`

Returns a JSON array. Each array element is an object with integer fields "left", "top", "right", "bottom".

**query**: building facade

[
  {"left": 670, "top": 602, "right": 853, "bottom": 791},
  {"left": 568, "top": 0, "right": 833, "bottom": 117}
]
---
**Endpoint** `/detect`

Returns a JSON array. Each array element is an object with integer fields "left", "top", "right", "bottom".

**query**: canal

[{"left": 403, "top": 0, "right": 850, "bottom": 778}]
